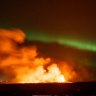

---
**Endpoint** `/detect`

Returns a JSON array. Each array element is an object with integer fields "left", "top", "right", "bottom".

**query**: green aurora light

[{"left": 25, "top": 31, "right": 96, "bottom": 52}]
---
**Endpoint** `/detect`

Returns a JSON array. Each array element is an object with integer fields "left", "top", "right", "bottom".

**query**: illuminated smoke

[{"left": 0, "top": 29, "right": 66, "bottom": 83}]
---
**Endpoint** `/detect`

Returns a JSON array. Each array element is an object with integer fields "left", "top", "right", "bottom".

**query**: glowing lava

[
  {"left": 14, "top": 64, "right": 66, "bottom": 83},
  {"left": 0, "top": 29, "right": 66, "bottom": 83}
]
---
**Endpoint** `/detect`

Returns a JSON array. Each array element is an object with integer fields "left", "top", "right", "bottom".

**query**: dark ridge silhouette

[{"left": 0, "top": 82, "right": 96, "bottom": 96}]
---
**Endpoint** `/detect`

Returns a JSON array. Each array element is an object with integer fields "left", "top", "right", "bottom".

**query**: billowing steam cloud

[
  {"left": 0, "top": 29, "right": 95, "bottom": 83},
  {"left": 0, "top": 29, "right": 66, "bottom": 83}
]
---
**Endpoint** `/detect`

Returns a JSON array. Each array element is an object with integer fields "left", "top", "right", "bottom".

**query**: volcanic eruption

[
  {"left": 0, "top": 29, "right": 95, "bottom": 84},
  {"left": 0, "top": 29, "right": 67, "bottom": 83}
]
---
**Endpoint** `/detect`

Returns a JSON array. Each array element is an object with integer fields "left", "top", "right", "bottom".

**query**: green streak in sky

[{"left": 25, "top": 31, "right": 96, "bottom": 52}]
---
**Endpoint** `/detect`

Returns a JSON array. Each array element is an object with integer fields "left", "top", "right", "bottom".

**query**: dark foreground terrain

[{"left": 0, "top": 82, "right": 96, "bottom": 96}]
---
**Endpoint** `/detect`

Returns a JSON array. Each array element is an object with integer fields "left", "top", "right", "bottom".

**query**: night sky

[
  {"left": 0, "top": 0, "right": 96, "bottom": 54},
  {"left": 0, "top": 0, "right": 96, "bottom": 41}
]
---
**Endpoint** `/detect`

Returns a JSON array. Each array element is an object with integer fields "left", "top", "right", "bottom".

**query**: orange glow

[{"left": 0, "top": 29, "right": 66, "bottom": 83}]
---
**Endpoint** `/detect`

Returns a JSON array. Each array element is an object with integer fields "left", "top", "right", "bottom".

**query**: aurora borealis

[{"left": 25, "top": 31, "right": 96, "bottom": 52}]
